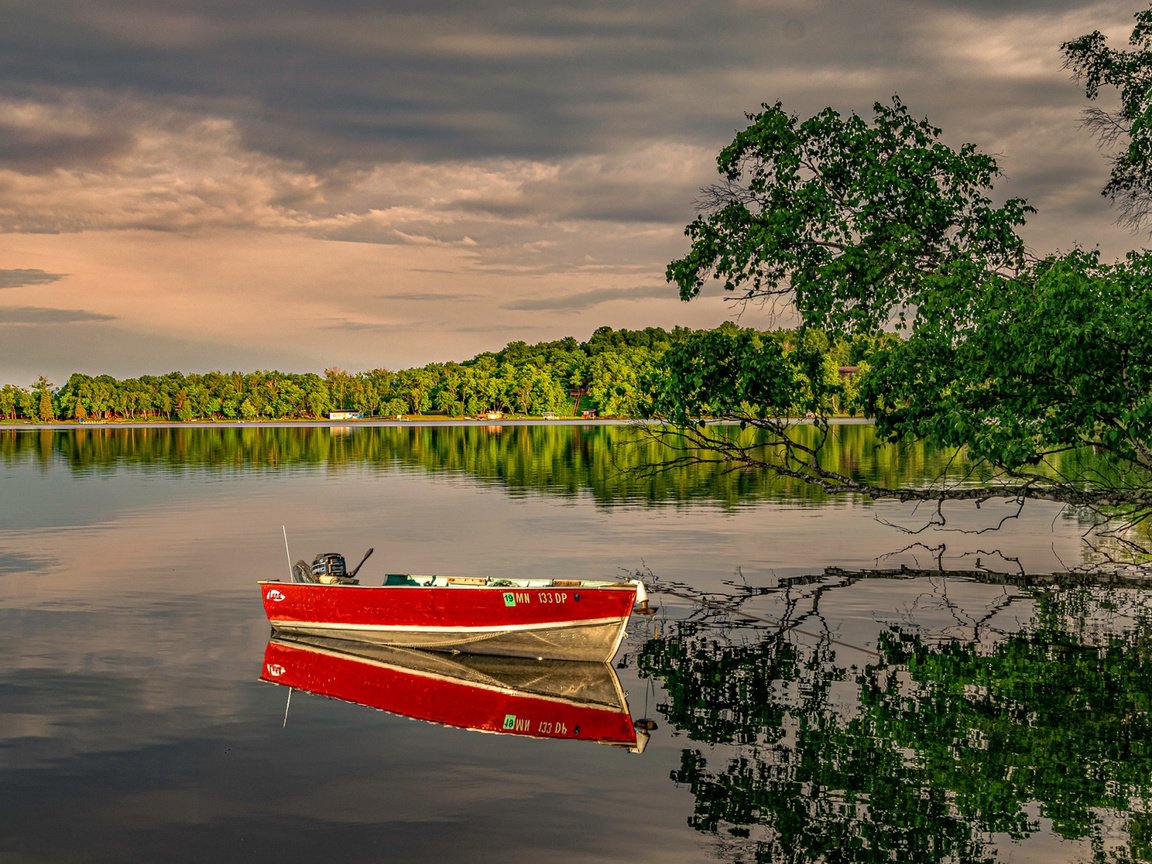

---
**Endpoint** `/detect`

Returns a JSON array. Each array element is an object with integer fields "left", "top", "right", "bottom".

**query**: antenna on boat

[
  {"left": 282, "top": 526, "right": 293, "bottom": 580},
  {"left": 349, "top": 547, "right": 375, "bottom": 578},
  {"left": 282, "top": 688, "right": 292, "bottom": 728}
]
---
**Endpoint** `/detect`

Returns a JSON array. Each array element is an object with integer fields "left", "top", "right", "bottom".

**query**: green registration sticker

[
  {"left": 503, "top": 592, "right": 516, "bottom": 607},
  {"left": 503, "top": 714, "right": 516, "bottom": 730}
]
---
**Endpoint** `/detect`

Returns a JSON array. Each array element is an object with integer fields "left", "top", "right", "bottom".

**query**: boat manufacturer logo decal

[
  {"left": 266, "top": 589, "right": 287, "bottom": 602},
  {"left": 503, "top": 592, "right": 516, "bottom": 607},
  {"left": 266, "top": 663, "right": 286, "bottom": 677}
]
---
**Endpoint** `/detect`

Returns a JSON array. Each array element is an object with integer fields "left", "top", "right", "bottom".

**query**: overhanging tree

[
  {"left": 666, "top": 96, "right": 1033, "bottom": 329},
  {"left": 1063, "top": 5, "right": 1152, "bottom": 231},
  {"left": 648, "top": 42, "right": 1152, "bottom": 556}
]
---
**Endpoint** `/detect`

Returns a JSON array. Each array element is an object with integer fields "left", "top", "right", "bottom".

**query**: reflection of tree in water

[
  {"left": 637, "top": 573, "right": 1152, "bottom": 863},
  {"left": 0, "top": 424, "right": 1067, "bottom": 510},
  {"left": 7, "top": 425, "right": 1144, "bottom": 560}
]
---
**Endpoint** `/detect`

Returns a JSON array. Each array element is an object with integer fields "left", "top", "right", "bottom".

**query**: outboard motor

[
  {"left": 292, "top": 552, "right": 359, "bottom": 585},
  {"left": 311, "top": 552, "right": 349, "bottom": 582}
]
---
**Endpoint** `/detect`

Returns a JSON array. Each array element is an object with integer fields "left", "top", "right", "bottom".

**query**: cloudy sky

[{"left": 0, "top": 0, "right": 1144, "bottom": 386}]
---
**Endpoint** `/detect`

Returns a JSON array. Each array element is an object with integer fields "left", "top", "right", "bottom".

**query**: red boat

[
  {"left": 259, "top": 550, "right": 647, "bottom": 663},
  {"left": 260, "top": 634, "right": 649, "bottom": 751}
]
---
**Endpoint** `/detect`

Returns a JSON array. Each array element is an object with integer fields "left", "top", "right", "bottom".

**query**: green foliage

[
  {"left": 864, "top": 249, "right": 1152, "bottom": 473},
  {"left": 32, "top": 375, "right": 55, "bottom": 423},
  {"left": 37, "top": 389, "right": 54, "bottom": 423},
  {"left": 0, "top": 384, "right": 21, "bottom": 420},
  {"left": 641, "top": 327, "right": 838, "bottom": 424},
  {"left": 666, "top": 97, "right": 1032, "bottom": 332},
  {"left": 1063, "top": 5, "right": 1152, "bottom": 229},
  {"left": 641, "top": 622, "right": 802, "bottom": 745},
  {"left": 876, "top": 619, "right": 1152, "bottom": 842},
  {"left": 3, "top": 325, "right": 875, "bottom": 424}
]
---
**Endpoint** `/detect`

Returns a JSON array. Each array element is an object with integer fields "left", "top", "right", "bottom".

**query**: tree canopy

[
  {"left": 1063, "top": 5, "right": 1152, "bottom": 231},
  {"left": 650, "top": 6, "right": 1152, "bottom": 559},
  {"left": 2, "top": 325, "right": 896, "bottom": 425},
  {"left": 667, "top": 97, "right": 1033, "bottom": 331}
]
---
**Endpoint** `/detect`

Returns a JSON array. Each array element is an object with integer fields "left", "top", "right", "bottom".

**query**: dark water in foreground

[{"left": 2, "top": 424, "right": 1149, "bottom": 863}]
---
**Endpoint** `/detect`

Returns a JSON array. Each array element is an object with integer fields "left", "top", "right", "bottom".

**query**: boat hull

[
  {"left": 259, "top": 580, "right": 638, "bottom": 662},
  {"left": 260, "top": 635, "right": 642, "bottom": 748}
]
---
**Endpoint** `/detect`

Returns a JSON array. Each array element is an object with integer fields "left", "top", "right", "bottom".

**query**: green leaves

[
  {"left": 1063, "top": 6, "right": 1152, "bottom": 230},
  {"left": 667, "top": 97, "right": 1032, "bottom": 332},
  {"left": 862, "top": 250, "right": 1152, "bottom": 473},
  {"left": 662, "top": 76, "right": 1152, "bottom": 528},
  {"left": 640, "top": 326, "right": 845, "bottom": 424}
]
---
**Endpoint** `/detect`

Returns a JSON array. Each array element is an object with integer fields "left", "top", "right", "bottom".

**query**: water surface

[{"left": 1, "top": 425, "right": 1146, "bottom": 862}]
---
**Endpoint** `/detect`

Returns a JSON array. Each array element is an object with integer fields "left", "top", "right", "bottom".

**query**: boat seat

[
  {"left": 384, "top": 574, "right": 419, "bottom": 586},
  {"left": 292, "top": 560, "right": 318, "bottom": 583}
]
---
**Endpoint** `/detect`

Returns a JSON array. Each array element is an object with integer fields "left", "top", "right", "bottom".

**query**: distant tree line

[{"left": 0, "top": 324, "right": 888, "bottom": 423}]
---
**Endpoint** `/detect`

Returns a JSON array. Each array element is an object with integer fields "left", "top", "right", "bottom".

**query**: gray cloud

[
  {"left": 383, "top": 292, "right": 483, "bottom": 302},
  {"left": 502, "top": 283, "right": 672, "bottom": 312},
  {"left": 0, "top": 269, "right": 67, "bottom": 289},
  {"left": 0, "top": 319, "right": 332, "bottom": 385},
  {"left": 0, "top": 551, "right": 54, "bottom": 575},
  {"left": 447, "top": 323, "right": 553, "bottom": 335},
  {"left": 2, "top": 0, "right": 1125, "bottom": 172},
  {"left": 0, "top": 122, "right": 134, "bottom": 174},
  {"left": 0, "top": 307, "right": 116, "bottom": 325},
  {"left": 0, "top": 1, "right": 1137, "bottom": 234},
  {"left": 317, "top": 318, "right": 406, "bottom": 332}
]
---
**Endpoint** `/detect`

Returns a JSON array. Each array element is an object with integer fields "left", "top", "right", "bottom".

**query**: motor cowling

[
  {"left": 311, "top": 553, "right": 347, "bottom": 579},
  {"left": 292, "top": 552, "right": 359, "bottom": 584}
]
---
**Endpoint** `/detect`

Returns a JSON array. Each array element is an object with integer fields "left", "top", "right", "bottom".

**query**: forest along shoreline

[
  {"left": 0, "top": 325, "right": 880, "bottom": 424},
  {"left": 4, "top": 417, "right": 874, "bottom": 430}
]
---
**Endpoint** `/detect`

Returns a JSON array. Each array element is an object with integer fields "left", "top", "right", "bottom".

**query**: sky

[{"left": 0, "top": 0, "right": 1145, "bottom": 387}]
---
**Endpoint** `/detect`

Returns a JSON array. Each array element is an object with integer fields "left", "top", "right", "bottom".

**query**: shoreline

[
  {"left": 3, "top": 418, "right": 640, "bottom": 430},
  {"left": 2, "top": 417, "right": 873, "bottom": 431}
]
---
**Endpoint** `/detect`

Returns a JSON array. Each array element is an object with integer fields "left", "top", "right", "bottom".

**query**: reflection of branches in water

[
  {"left": 626, "top": 564, "right": 879, "bottom": 660},
  {"left": 632, "top": 567, "right": 850, "bottom": 747},
  {"left": 633, "top": 562, "right": 1152, "bottom": 659},
  {"left": 875, "top": 495, "right": 1028, "bottom": 536},
  {"left": 636, "top": 567, "right": 1152, "bottom": 864},
  {"left": 897, "top": 576, "right": 1024, "bottom": 645},
  {"left": 823, "top": 564, "right": 1152, "bottom": 590},
  {"left": 634, "top": 419, "right": 1152, "bottom": 512},
  {"left": 632, "top": 420, "right": 1152, "bottom": 564},
  {"left": 876, "top": 539, "right": 1027, "bottom": 575},
  {"left": 1033, "top": 584, "right": 1152, "bottom": 647}
]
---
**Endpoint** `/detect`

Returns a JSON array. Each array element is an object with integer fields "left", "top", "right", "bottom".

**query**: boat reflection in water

[{"left": 260, "top": 635, "right": 650, "bottom": 752}]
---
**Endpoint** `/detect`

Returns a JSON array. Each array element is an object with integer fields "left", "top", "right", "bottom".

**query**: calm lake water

[{"left": 2, "top": 423, "right": 1149, "bottom": 863}]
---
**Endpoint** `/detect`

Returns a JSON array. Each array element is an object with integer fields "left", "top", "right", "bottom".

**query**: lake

[{"left": 2, "top": 423, "right": 1149, "bottom": 863}]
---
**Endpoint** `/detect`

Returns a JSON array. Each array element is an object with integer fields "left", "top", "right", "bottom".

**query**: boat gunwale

[{"left": 259, "top": 577, "right": 641, "bottom": 591}]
